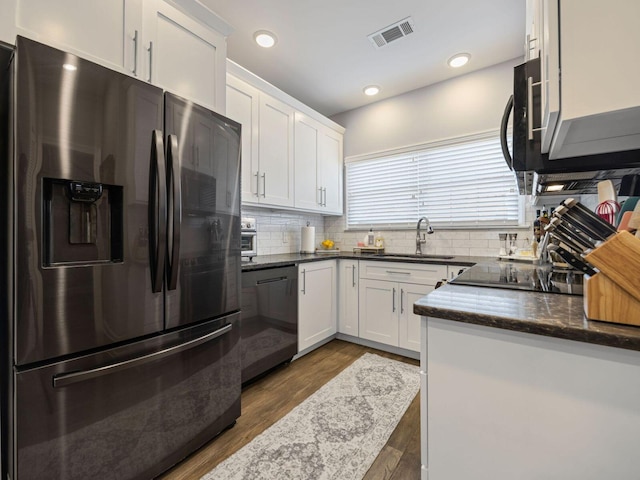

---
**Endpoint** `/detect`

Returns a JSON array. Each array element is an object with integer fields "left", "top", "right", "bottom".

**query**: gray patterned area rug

[{"left": 201, "top": 353, "right": 420, "bottom": 480}]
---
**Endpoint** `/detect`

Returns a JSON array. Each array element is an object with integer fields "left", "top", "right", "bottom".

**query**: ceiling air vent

[{"left": 368, "top": 17, "right": 415, "bottom": 49}]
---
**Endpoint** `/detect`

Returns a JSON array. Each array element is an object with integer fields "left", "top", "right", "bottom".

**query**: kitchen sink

[{"left": 380, "top": 253, "right": 455, "bottom": 260}]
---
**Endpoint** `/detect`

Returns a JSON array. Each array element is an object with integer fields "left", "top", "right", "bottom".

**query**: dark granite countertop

[
  {"left": 241, "top": 252, "right": 483, "bottom": 271},
  {"left": 414, "top": 280, "right": 640, "bottom": 352}
]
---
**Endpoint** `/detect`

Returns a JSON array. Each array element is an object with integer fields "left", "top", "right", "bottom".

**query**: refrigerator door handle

[
  {"left": 53, "top": 324, "right": 233, "bottom": 388},
  {"left": 167, "top": 134, "right": 182, "bottom": 290},
  {"left": 150, "top": 129, "right": 167, "bottom": 293}
]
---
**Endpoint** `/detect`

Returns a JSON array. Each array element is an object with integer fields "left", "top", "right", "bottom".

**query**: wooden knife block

[
  {"left": 584, "top": 231, "right": 640, "bottom": 303},
  {"left": 584, "top": 273, "right": 640, "bottom": 326}
]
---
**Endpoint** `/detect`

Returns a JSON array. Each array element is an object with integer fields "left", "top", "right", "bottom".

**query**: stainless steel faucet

[{"left": 415, "top": 217, "right": 434, "bottom": 255}]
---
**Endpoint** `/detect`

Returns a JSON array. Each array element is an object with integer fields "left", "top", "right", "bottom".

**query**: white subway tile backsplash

[{"left": 244, "top": 200, "right": 540, "bottom": 257}]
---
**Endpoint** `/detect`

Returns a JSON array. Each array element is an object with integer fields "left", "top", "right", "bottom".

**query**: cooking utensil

[
  {"left": 597, "top": 179, "right": 617, "bottom": 204},
  {"left": 595, "top": 200, "right": 620, "bottom": 225},
  {"left": 618, "top": 211, "right": 634, "bottom": 232},
  {"left": 616, "top": 196, "right": 640, "bottom": 226},
  {"left": 629, "top": 201, "right": 640, "bottom": 230},
  {"left": 546, "top": 244, "right": 597, "bottom": 276}
]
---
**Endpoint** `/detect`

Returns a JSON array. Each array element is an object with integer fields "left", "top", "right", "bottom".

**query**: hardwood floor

[{"left": 159, "top": 339, "right": 420, "bottom": 480}]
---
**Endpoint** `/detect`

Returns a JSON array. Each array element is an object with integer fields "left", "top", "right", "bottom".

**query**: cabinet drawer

[{"left": 359, "top": 261, "right": 447, "bottom": 285}]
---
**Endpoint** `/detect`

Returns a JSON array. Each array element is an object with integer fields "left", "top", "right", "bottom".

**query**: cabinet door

[
  {"left": 259, "top": 94, "right": 295, "bottom": 207},
  {"left": 144, "top": 0, "right": 226, "bottom": 112},
  {"left": 14, "top": 0, "right": 141, "bottom": 74},
  {"left": 319, "top": 127, "right": 344, "bottom": 215},
  {"left": 398, "top": 282, "right": 432, "bottom": 352},
  {"left": 227, "top": 75, "right": 260, "bottom": 203},
  {"left": 359, "top": 278, "right": 398, "bottom": 346},
  {"left": 298, "top": 261, "right": 337, "bottom": 352},
  {"left": 539, "top": 0, "right": 560, "bottom": 154},
  {"left": 294, "top": 113, "right": 321, "bottom": 211},
  {"left": 338, "top": 260, "right": 359, "bottom": 336}
]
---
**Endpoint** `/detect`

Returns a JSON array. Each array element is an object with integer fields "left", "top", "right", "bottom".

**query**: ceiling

[{"left": 201, "top": 0, "right": 526, "bottom": 117}]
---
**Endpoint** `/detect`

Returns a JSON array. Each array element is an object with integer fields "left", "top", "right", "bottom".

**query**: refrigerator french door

[{"left": 3, "top": 36, "right": 242, "bottom": 480}]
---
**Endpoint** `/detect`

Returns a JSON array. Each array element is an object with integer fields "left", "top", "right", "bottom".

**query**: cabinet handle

[
  {"left": 526, "top": 34, "right": 538, "bottom": 58},
  {"left": 323, "top": 187, "right": 327, "bottom": 207},
  {"left": 401, "top": 288, "right": 404, "bottom": 314},
  {"left": 392, "top": 287, "right": 396, "bottom": 312},
  {"left": 318, "top": 187, "right": 323, "bottom": 206},
  {"left": 385, "top": 270, "right": 410, "bottom": 275},
  {"left": 527, "top": 76, "right": 542, "bottom": 141},
  {"left": 261, "top": 173, "right": 266, "bottom": 197},
  {"left": 254, "top": 172, "right": 260, "bottom": 197},
  {"left": 147, "top": 41, "right": 153, "bottom": 82},
  {"left": 132, "top": 30, "right": 139, "bottom": 76},
  {"left": 301, "top": 269, "right": 306, "bottom": 295},
  {"left": 352, "top": 264, "right": 356, "bottom": 287}
]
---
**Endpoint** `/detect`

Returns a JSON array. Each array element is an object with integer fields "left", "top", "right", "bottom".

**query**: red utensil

[{"left": 595, "top": 200, "right": 620, "bottom": 225}]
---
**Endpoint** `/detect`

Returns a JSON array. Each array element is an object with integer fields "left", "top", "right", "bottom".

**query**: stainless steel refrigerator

[{"left": 0, "top": 36, "right": 242, "bottom": 480}]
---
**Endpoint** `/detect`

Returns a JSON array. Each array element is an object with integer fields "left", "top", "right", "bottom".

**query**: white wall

[{"left": 331, "top": 57, "right": 522, "bottom": 159}]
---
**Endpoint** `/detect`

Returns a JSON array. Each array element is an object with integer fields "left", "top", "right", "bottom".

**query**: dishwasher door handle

[{"left": 257, "top": 276, "right": 287, "bottom": 285}]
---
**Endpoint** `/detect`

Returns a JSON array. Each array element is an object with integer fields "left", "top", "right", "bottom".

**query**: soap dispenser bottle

[{"left": 367, "top": 228, "right": 374, "bottom": 246}]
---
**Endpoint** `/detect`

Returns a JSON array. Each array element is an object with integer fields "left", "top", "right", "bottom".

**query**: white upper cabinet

[
  {"left": 318, "top": 128, "right": 343, "bottom": 215},
  {"left": 9, "top": 0, "right": 229, "bottom": 112},
  {"left": 293, "top": 112, "right": 344, "bottom": 215},
  {"left": 226, "top": 74, "right": 260, "bottom": 203},
  {"left": 143, "top": 0, "right": 227, "bottom": 112},
  {"left": 13, "top": 0, "right": 140, "bottom": 72},
  {"left": 258, "top": 94, "right": 295, "bottom": 207},
  {"left": 294, "top": 113, "right": 322, "bottom": 211},
  {"left": 525, "top": 0, "right": 542, "bottom": 60},
  {"left": 534, "top": 0, "right": 640, "bottom": 159},
  {"left": 226, "top": 72, "right": 294, "bottom": 207},
  {"left": 227, "top": 61, "right": 344, "bottom": 213}
]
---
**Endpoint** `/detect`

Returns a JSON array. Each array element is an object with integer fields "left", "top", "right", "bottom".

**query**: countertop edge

[
  {"left": 414, "top": 284, "right": 640, "bottom": 353},
  {"left": 242, "top": 253, "right": 481, "bottom": 271}
]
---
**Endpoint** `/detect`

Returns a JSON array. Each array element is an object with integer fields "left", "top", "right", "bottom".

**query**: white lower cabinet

[
  {"left": 358, "top": 261, "right": 447, "bottom": 353},
  {"left": 338, "top": 260, "right": 359, "bottom": 337},
  {"left": 298, "top": 260, "right": 337, "bottom": 352},
  {"left": 423, "top": 317, "right": 640, "bottom": 479}
]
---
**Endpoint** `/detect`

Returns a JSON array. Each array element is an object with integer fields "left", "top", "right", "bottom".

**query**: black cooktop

[{"left": 450, "top": 261, "right": 584, "bottom": 296}]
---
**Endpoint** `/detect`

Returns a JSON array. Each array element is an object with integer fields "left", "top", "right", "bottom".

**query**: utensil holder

[
  {"left": 584, "top": 273, "right": 640, "bottom": 326},
  {"left": 583, "top": 231, "right": 640, "bottom": 303}
]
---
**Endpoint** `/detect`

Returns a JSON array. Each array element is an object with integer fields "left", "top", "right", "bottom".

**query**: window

[{"left": 346, "top": 131, "right": 521, "bottom": 229}]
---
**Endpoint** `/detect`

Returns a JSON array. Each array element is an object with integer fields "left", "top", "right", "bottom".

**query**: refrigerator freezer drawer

[{"left": 12, "top": 314, "right": 240, "bottom": 480}]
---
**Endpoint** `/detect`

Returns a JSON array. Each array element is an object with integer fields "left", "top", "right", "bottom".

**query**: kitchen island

[{"left": 414, "top": 273, "right": 640, "bottom": 480}]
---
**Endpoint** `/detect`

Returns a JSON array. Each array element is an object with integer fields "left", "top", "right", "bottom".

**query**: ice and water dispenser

[{"left": 43, "top": 178, "right": 123, "bottom": 265}]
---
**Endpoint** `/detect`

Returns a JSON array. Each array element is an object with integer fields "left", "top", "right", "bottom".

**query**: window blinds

[{"left": 346, "top": 132, "right": 520, "bottom": 229}]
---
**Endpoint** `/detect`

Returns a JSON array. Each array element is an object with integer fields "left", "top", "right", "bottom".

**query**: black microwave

[{"left": 500, "top": 58, "right": 640, "bottom": 195}]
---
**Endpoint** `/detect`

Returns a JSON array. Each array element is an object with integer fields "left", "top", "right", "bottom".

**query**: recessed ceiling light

[
  {"left": 363, "top": 85, "right": 381, "bottom": 96},
  {"left": 447, "top": 53, "right": 470, "bottom": 68},
  {"left": 62, "top": 63, "right": 77, "bottom": 71},
  {"left": 545, "top": 184, "right": 565, "bottom": 192},
  {"left": 254, "top": 30, "right": 277, "bottom": 48}
]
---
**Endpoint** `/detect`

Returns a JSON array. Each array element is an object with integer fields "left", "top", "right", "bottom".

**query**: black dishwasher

[{"left": 240, "top": 266, "right": 298, "bottom": 384}]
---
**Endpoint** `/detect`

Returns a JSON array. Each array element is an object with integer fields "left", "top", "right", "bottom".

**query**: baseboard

[{"left": 336, "top": 333, "right": 420, "bottom": 360}]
